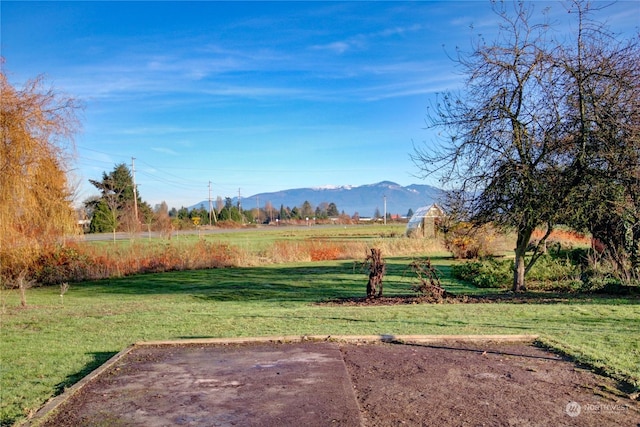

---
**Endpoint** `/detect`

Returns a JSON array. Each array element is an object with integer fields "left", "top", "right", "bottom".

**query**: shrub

[
  {"left": 452, "top": 253, "right": 583, "bottom": 291},
  {"left": 309, "top": 242, "right": 343, "bottom": 261},
  {"left": 578, "top": 249, "right": 637, "bottom": 293},
  {"left": 580, "top": 275, "right": 625, "bottom": 293},
  {"left": 407, "top": 258, "right": 447, "bottom": 299},
  {"left": 4, "top": 229, "right": 453, "bottom": 289},
  {"left": 526, "top": 255, "right": 580, "bottom": 284},
  {"left": 32, "top": 243, "right": 92, "bottom": 285},
  {"left": 443, "top": 222, "right": 500, "bottom": 259},
  {"left": 451, "top": 259, "right": 511, "bottom": 288}
]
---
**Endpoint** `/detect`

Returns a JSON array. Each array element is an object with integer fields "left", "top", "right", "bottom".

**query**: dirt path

[{"left": 35, "top": 340, "right": 639, "bottom": 427}]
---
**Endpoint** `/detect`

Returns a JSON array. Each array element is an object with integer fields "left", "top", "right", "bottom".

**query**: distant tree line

[{"left": 84, "top": 164, "right": 404, "bottom": 233}]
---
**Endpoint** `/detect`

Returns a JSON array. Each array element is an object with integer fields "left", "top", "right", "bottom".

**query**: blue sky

[{"left": 2, "top": 1, "right": 638, "bottom": 208}]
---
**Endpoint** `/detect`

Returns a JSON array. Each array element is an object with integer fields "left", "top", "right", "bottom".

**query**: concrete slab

[
  {"left": 37, "top": 342, "right": 363, "bottom": 426},
  {"left": 27, "top": 335, "right": 638, "bottom": 426}
]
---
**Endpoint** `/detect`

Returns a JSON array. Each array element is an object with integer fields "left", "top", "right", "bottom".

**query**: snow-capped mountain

[{"left": 190, "top": 181, "right": 444, "bottom": 217}]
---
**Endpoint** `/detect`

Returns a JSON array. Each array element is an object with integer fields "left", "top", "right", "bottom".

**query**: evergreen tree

[
  {"left": 86, "top": 163, "right": 143, "bottom": 233},
  {"left": 300, "top": 201, "right": 314, "bottom": 218},
  {"left": 291, "top": 206, "right": 301, "bottom": 219},
  {"left": 327, "top": 202, "right": 339, "bottom": 217},
  {"left": 279, "top": 204, "right": 288, "bottom": 221}
]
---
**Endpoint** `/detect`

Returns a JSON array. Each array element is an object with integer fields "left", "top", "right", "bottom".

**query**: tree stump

[{"left": 366, "top": 248, "right": 386, "bottom": 298}]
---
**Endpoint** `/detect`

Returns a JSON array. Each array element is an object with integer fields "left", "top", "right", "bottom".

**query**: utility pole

[
  {"left": 131, "top": 157, "right": 139, "bottom": 226},
  {"left": 383, "top": 195, "right": 387, "bottom": 225},
  {"left": 238, "top": 188, "right": 242, "bottom": 223},
  {"left": 256, "top": 195, "right": 260, "bottom": 224},
  {"left": 208, "top": 181, "right": 213, "bottom": 225}
]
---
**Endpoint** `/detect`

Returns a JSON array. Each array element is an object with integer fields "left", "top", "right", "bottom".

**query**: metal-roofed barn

[{"left": 406, "top": 204, "right": 445, "bottom": 237}]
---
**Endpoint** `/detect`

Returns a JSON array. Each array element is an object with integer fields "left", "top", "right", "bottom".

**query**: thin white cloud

[
  {"left": 117, "top": 126, "right": 192, "bottom": 136},
  {"left": 201, "top": 85, "right": 307, "bottom": 98},
  {"left": 311, "top": 23, "right": 423, "bottom": 56},
  {"left": 151, "top": 147, "right": 179, "bottom": 156},
  {"left": 377, "top": 24, "right": 424, "bottom": 38},
  {"left": 311, "top": 41, "right": 351, "bottom": 54},
  {"left": 357, "top": 72, "right": 464, "bottom": 102}
]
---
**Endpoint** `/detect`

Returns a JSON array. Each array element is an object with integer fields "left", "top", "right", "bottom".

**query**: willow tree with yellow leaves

[{"left": 0, "top": 69, "right": 81, "bottom": 302}]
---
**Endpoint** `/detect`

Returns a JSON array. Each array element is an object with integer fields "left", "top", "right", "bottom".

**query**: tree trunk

[
  {"left": 513, "top": 251, "right": 527, "bottom": 292},
  {"left": 17, "top": 271, "right": 32, "bottom": 308},
  {"left": 631, "top": 221, "right": 640, "bottom": 282},
  {"left": 512, "top": 229, "right": 532, "bottom": 292},
  {"left": 366, "top": 248, "right": 385, "bottom": 298}
]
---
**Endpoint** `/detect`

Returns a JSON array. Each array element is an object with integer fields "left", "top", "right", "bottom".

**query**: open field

[
  {"left": 1, "top": 226, "right": 639, "bottom": 425},
  {"left": 28, "top": 224, "right": 447, "bottom": 286}
]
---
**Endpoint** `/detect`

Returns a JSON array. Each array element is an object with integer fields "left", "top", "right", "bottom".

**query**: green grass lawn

[{"left": 1, "top": 253, "right": 639, "bottom": 426}]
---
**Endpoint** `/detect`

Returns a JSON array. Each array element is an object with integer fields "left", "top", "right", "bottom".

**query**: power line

[
  {"left": 136, "top": 159, "right": 205, "bottom": 186},
  {"left": 75, "top": 147, "right": 250, "bottom": 210},
  {"left": 136, "top": 170, "right": 194, "bottom": 190}
]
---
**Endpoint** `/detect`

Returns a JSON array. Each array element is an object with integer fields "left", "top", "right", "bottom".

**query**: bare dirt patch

[
  {"left": 320, "top": 294, "right": 566, "bottom": 306},
  {"left": 342, "top": 341, "right": 639, "bottom": 426},
  {"left": 36, "top": 340, "right": 638, "bottom": 427},
  {"left": 321, "top": 292, "right": 640, "bottom": 306}
]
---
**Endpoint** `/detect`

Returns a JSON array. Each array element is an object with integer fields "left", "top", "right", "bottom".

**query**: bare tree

[
  {"left": 412, "top": 1, "right": 638, "bottom": 291},
  {"left": 558, "top": 1, "right": 640, "bottom": 283},
  {"left": 264, "top": 200, "right": 274, "bottom": 223},
  {"left": 121, "top": 201, "right": 140, "bottom": 238},
  {"left": 154, "top": 202, "right": 173, "bottom": 239},
  {"left": 414, "top": 2, "right": 557, "bottom": 291}
]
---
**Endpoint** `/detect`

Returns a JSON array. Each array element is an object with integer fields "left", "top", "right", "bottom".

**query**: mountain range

[{"left": 190, "top": 181, "right": 444, "bottom": 217}]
